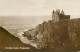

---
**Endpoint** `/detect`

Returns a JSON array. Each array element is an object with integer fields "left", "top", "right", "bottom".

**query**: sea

[{"left": 0, "top": 16, "right": 51, "bottom": 37}]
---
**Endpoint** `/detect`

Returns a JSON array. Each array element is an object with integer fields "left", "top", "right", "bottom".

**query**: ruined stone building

[{"left": 52, "top": 9, "right": 70, "bottom": 22}]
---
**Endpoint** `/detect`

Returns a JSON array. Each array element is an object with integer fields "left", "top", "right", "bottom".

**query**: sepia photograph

[{"left": 0, "top": 0, "right": 80, "bottom": 52}]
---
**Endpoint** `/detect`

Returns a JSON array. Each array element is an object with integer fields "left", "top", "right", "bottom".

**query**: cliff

[{"left": 23, "top": 19, "right": 80, "bottom": 51}]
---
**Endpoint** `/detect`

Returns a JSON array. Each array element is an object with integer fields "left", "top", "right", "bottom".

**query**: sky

[{"left": 0, "top": 0, "right": 80, "bottom": 18}]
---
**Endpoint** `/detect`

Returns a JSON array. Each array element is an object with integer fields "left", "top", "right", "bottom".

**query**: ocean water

[{"left": 0, "top": 16, "right": 51, "bottom": 37}]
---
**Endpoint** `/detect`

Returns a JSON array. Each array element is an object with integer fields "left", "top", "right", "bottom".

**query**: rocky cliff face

[{"left": 23, "top": 19, "right": 80, "bottom": 51}]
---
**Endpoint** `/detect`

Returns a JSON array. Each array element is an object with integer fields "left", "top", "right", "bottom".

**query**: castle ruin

[{"left": 52, "top": 9, "right": 70, "bottom": 22}]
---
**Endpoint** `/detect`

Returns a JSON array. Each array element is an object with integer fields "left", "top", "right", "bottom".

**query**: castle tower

[
  {"left": 56, "top": 9, "right": 60, "bottom": 14},
  {"left": 52, "top": 9, "right": 70, "bottom": 22},
  {"left": 52, "top": 9, "right": 60, "bottom": 22},
  {"left": 61, "top": 10, "right": 65, "bottom": 15}
]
